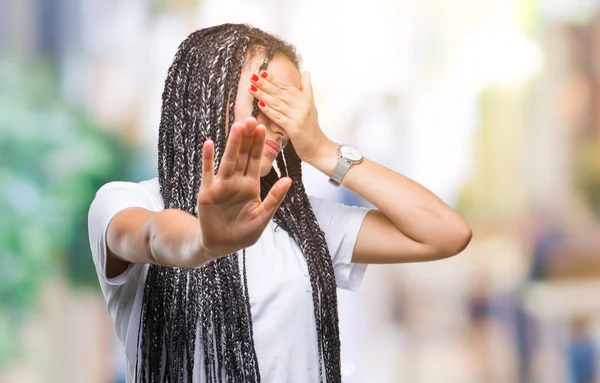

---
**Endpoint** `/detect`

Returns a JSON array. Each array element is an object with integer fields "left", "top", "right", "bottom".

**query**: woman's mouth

[{"left": 264, "top": 140, "right": 280, "bottom": 157}]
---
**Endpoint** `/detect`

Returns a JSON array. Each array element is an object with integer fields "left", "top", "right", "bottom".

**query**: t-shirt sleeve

[
  {"left": 308, "top": 195, "right": 374, "bottom": 291},
  {"left": 87, "top": 181, "right": 156, "bottom": 286}
]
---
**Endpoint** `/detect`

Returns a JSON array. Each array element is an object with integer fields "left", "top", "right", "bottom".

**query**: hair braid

[{"left": 138, "top": 23, "right": 343, "bottom": 382}]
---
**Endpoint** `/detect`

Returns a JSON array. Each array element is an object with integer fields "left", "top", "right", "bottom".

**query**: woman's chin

[
  {"left": 259, "top": 165, "right": 273, "bottom": 178},
  {"left": 259, "top": 157, "right": 276, "bottom": 178}
]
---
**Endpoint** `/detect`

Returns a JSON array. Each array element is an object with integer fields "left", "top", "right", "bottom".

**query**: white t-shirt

[{"left": 87, "top": 177, "right": 372, "bottom": 382}]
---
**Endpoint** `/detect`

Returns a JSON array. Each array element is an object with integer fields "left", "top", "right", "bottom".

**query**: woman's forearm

[
  {"left": 308, "top": 140, "right": 472, "bottom": 255},
  {"left": 147, "top": 209, "right": 213, "bottom": 268}
]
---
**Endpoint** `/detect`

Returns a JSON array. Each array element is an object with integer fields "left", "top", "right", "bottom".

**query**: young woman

[{"left": 88, "top": 23, "right": 472, "bottom": 383}]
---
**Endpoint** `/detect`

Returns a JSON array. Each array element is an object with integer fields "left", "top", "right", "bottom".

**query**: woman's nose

[{"left": 264, "top": 120, "right": 288, "bottom": 141}]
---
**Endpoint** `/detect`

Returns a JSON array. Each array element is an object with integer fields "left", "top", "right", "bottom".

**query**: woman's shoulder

[
  {"left": 306, "top": 194, "right": 369, "bottom": 212},
  {"left": 97, "top": 177, "right": 158, "bottom": 193},
  {"left": 306, "top": 194, "right": 330, "bottom": 215},
  {"left": 305, "top": 194, "right": 374, "bottom": 230},
  {"left": 93, "top": 177, "right": 163, "bottom": 210}
]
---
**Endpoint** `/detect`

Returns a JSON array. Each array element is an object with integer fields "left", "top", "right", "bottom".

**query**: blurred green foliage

[{"left": 0, "top": 59, "right": 137, "bottom": 367}]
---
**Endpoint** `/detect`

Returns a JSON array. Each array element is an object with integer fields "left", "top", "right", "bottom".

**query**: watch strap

[{"left": 328, "top": 158, "right": 351, "bottom": 187}]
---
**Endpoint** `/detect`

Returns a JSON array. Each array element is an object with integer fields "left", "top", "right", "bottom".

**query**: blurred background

[{"left": 1, "top": 0, "right": 600, "bottom": 382}]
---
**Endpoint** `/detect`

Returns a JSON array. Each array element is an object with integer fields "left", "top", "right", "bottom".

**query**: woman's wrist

[
  {"left": 305, "top": 139, "right": 338, "bottom": 176},
  {"left": 177, "top": 236, "right": 211, "bottom": 268}
]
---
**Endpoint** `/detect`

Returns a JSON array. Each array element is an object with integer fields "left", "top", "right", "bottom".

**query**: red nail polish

[
  {"left": 260, "top": 71, "right": 268, "bottom": 78},
  {"left": 259, "top": 100, "right": 266, "bottom": 107},
  {"left": 250, "top": 85, "right": 257, "bottom": 92},
  {"left": 251, "top": 74, "right": 259, "bottom": 82}
]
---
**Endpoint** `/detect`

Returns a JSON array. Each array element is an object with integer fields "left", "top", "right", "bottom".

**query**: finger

[
  {"left": 201, "top": 139, "right": 215, "bottom": 187},
  {"left": 250, "top": 72, "right": 302, "bottom": 107},
  {"left": 300, "top": 71, "right": 313, "bottom": 97},
  {"left": 257, "top": 99, "right": 291, "bottom": 128},
  {"left": 261, "top": 177, "right": 292, "bottom": 218},
  {"left": 245, "top": 124, "right": 266, "bottom": 178},
  {"left": 218, "top": 122, "right": 243, "bottom": 178},
  {"left": 249, "top": 84, "right": 292, "bottom": 118},
  {"left": 235, "top": 117, "right": 257, "bottom": 174},
  {"left": 259, "top": 71, "right": 303, "bottom": 98}
]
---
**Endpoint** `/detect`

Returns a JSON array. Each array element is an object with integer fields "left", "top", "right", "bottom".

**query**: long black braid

[{"left": 136, "top": 24, "right": 342, "bottom": 382}]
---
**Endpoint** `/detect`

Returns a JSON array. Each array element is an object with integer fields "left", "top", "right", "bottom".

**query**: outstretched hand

[{"left": 197, "top": 117, "right": 292, "bottom": 259}]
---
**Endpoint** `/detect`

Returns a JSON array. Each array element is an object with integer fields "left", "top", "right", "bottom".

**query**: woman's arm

[
  {"left": 103, "top": 118, "right": 291, "bottom": 277},
  {"left": 249, "top": 70, "right": 472, "bottom": 264},
  {"left": 106, "top": 207, "right": 212, "bottom": 277},
  {"left": 308, "top": 141, "right": 472, "bottom": 264}
]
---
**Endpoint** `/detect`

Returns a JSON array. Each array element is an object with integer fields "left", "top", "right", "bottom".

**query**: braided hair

[{"left": 136, "top": 24, "right": 342, "bottom": 382}]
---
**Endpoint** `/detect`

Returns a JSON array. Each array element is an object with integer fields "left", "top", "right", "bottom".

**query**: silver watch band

[{"left": 328, "top": 158, "right": 352, "bottom": 187}]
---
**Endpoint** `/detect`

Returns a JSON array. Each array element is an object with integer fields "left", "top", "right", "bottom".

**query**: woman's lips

[{"left": 264, "top": 140, "right": 280, "bottom": 156}]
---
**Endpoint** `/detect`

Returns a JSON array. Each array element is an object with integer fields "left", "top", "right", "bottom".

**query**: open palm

[{"left": 197, "top": 117, "right": 292, "bottom": 259}]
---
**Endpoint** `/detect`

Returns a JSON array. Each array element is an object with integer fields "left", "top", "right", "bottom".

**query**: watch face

[{"left": 339, "top": 145, "right": 362, "bottom": 162}]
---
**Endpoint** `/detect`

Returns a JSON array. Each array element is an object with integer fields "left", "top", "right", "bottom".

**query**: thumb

[
  {"left": 300, "top": 71, "right": 313, "bottom": 96},
  {"left": 261, "top": 177, "right": 293, "bottom": 218}
]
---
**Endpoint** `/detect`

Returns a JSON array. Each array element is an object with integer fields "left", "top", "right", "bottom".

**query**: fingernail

[
  {"left": 260, "top": 71, "right": 268, "bottom": 78},
  {"left": 251, "top": 74, "right": 259, "bottom": 82},
  {"left": 250, "top": 84, "right": 257, "bottom": 92},
  {"left": 259, "top": 100, "right": 266, "bottom": 107}
]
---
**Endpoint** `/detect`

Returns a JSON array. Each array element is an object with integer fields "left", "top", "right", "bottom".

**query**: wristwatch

[{"left": 328, "top": 144, "right": 363, "bottom": 187}]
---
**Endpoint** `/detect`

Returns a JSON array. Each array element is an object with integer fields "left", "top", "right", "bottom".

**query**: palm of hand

[{"left": 197, "top": 118, "right": 291, "bottom": 258}]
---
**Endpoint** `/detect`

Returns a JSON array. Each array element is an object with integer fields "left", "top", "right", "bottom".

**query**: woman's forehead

[{"left": 244, "top": 53, "right": 301, "bottom": 90}]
